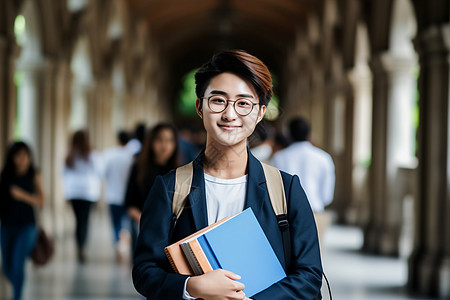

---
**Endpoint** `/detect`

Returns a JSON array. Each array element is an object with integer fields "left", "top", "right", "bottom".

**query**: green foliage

[
  {"left": 14, "top": 15, "right": 26, "bottom": 46},
  {"left": 178, "top": 69, "right": 198, "bottom": 117}
]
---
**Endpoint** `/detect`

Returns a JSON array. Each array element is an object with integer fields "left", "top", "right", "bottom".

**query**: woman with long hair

[
  {"left": 125, "top": 123, "right": 179, "bottom": 252},
  {"left": 0, "top": 141, "right": 44, "bottom": 300},
  {"left": 62, "top": 130, "right": 102, "bottom": 263}
]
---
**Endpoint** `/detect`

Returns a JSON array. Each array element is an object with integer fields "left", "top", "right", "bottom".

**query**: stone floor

[{"left": 0, "top": 206, "right": 439, "bottom": 299}]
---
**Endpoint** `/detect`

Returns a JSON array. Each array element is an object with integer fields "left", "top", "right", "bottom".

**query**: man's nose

[{"left": 222, "top": 101, "right": 238, "bottom": 120}]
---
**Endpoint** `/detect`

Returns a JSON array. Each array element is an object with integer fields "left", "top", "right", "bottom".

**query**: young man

[{"left": 132, "top": 50, "right": 322, "bottom": 299}]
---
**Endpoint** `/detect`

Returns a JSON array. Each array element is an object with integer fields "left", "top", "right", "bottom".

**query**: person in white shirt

[
  {"left": 272, "top": 117, "right": 335, "bottom": 238},
  {"left": 102, "top": 131, "right": 133, "bottom": 259},
  {"left": 126, "top": 123, "right": 146, "bottom": 156},
  {"left": 63, "top": 130, "right": 103, "bottom": 263}
]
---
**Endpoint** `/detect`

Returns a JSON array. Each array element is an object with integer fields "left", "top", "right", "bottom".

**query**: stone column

[
  {"left": 408, "top": 24, "right": 450, "bottom": 298},
  {"left": 364, "top": 52, "right": 417, "bottom": 256},
  {"left": 0, "top": 35, "right": 17, "bottom": 158},
  {"left": 348, "top": 65, "right": 372, "bottom": 226},
  {"left": 381, "top": 53, "right": 417, "bottom": 256},
  {"left": 329, "top": 78, "right": 355, "bottom": 224},
  {"left": 363, "top": 53, "right": 389, "bottom": 254},
  {"left": 310, "top": 68, "right": 326, "bottom": 147},
  {"left": 90, "top": 76, "right": 114, "bottom": 150},
  {"left": 40, "top": 58, "right": 73, "bottom": 239},
  {"left": 16, "top": 63, "right": 46, "bottom": 161}
]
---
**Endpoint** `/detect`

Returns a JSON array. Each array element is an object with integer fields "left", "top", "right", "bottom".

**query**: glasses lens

[
  {"left": 235, "top": 98, "right": 254, "bottom": 116},
  {"left": 208, "top": 95, "right": 227, "bottom": 113},
  {"left": 207, "top": 95, "right": 256, "bottom": 116}
]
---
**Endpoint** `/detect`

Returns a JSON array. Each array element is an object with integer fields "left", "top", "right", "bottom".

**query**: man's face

[{"left": 196, "top": 72, "right": 266, "bottom": 149}]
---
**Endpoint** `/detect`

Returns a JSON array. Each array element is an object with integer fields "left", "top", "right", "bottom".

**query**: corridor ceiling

[{"left": 123, "top": 0, "right": 318, "bottom": 75}]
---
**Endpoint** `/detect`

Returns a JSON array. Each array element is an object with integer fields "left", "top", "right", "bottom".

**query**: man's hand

[{"left": 187, "top": 269, "right": 246, "bottom": 300}]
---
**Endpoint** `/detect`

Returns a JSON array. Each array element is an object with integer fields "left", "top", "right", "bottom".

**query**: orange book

[
  {"left": 188, "top": 239, "right": 213, "bottom": 273},
  {"left": 164, "top": 217, "right": 230, "bottom": 275}
]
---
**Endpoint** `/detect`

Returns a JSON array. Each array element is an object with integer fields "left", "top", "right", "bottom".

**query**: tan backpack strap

[
  {"left": 173, "top": 162, "right": 194, "bottom": 221},
  {"left": 261, "top": 162, "right": 287, "bottom": 215},
  {"left": 261, "top": 162, "right": 291, "bottom": 269}
]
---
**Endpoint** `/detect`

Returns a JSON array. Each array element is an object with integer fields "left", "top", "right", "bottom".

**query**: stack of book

[{"left": 165, "top": 208, "right": 286, "bottom": 297}]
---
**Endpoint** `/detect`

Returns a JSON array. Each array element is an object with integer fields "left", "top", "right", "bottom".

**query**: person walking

[
  {"left": 272, "top": 116, "right": 335, "bottom": 239},
  {"left": 0, "top": 141, "right": 44, "bottom": 300},
  {"left": 62, "top": 130, "right": 102, "bottom": 263},
  {"left": 125, "top": 123, "right": 179, "bottom": 254},
  {"left": 102, "top": 130, "right": 133, "bottom": 261},
  {"left": 132, "top": 50, "right": 322, "bottom": 300}
]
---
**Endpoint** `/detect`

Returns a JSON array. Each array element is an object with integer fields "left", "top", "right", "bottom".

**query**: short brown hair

[{"left": 195, "top": 50, "right": 273, "bottom": 106}]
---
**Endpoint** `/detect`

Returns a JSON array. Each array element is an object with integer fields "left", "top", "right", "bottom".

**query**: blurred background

[{"left": 0, "top": 0, "right": 449, "bottom": 299}]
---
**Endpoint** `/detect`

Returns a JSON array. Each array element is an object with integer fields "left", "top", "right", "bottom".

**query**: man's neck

[{"left": 203, "top": 142, "right": 248, "bottom": 179}]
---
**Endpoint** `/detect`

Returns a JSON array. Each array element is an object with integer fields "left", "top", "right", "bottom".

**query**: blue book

[{"left": 195, "top": 208, "right": 286, "bottom": 297}]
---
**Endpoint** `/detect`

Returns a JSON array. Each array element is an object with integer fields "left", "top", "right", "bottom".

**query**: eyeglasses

[{"left": 202, "top": 95, "right": 260, "bottom": 116}]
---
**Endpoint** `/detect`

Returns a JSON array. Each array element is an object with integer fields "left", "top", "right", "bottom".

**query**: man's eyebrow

[
  {"left": 209, "top": 90, "right": 227, "bottom": 96},
  {"left": 208, "top": 90, "right": 255, "bottom": 98}
]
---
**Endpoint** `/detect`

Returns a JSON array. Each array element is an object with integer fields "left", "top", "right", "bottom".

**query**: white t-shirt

[
  {"left": 183, "top": 173, "right": 248, "bottom": 299},
  {"left": 204, "top": 173, "right": 248, "bottom": 225}
]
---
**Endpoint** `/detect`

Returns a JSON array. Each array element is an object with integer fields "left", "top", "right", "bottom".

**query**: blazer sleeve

[
  {"left": 253, "top": 174, "right": 323, "bottom": 300},
  {"left": 132, "top": 175, "right": 189, "bottom": 299}
]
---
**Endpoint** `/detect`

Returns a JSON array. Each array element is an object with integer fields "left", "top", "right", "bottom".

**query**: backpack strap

[
  {"left": 261, "top": 163, "right": 287, "bottom": 215},
  {"left": 172, "top": 162, "right": 193, "bottom": 225},
  {"left": 261, "top": 163, "right": 291, "bottom": 269}
]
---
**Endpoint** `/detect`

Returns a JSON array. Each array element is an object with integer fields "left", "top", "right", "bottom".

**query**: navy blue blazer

[{"left": 133, "top": 150, "right": 322, "bottom": 299}]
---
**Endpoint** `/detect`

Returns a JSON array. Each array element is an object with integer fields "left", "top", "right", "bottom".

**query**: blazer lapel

[
  {"left": 244, "top": 149, "right": 267, "bottom": 218},
  {"left": 187, "top": 153, "right": 208, "bottom": 231},
  {"left": 186, "top": 149, "right": 268, "bottom": 231}
]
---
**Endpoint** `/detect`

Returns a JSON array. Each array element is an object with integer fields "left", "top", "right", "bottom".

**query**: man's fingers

[
  {"left": 233, "top": 281, "right": 245, "bottom": 291},
  {"left": 222, "top": 269, "right": 241, "bottom": 280},
  {"left": 232, "top": 290, "right": 246, "bottom": 300}
]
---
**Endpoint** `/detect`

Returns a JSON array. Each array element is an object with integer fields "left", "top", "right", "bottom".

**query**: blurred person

[
  {"left": 0, "top": 141, "right": 44, "bottom": 300},
  {"left": 267, "top": 131, "right": 291, "bottom": 164},
  {"left": 272, "top": 116, "right": 335, "bottom": 239},
  {"left": 125, "top": 123, "right": 179, "bottom": 254},
  {"left": 177, "top": 122, "right": 201, "bottom": 165},
  {"left": 249, "top": 121, "right": 274, "bottom": 164},
  {"left": 271, "top": 132, "right": 290, "bottom": 155},
  {"left": 63, "top": 130, "right": 102, "bottom": 263},
  {"left": 102, "top": 130, "right": 133, "bottom": 261},
  {"left": 126, "top": 123, "right": 146, "bottom": 156},
  {"left": 133, "top": 50, "right": 322, "bottom": 300}
]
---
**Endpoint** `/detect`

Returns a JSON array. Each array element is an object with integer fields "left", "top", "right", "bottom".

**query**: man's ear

[
  {"left": 256, "top": 105, "right": 266, "bottom": 123},
  {"left": 195, "top": 98, "right": 203, "bottom": 118}
]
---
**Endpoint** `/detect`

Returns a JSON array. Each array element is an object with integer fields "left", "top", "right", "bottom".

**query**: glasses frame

[{"left": 202, "top": 95, "right": 260, "bottom": 116}]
